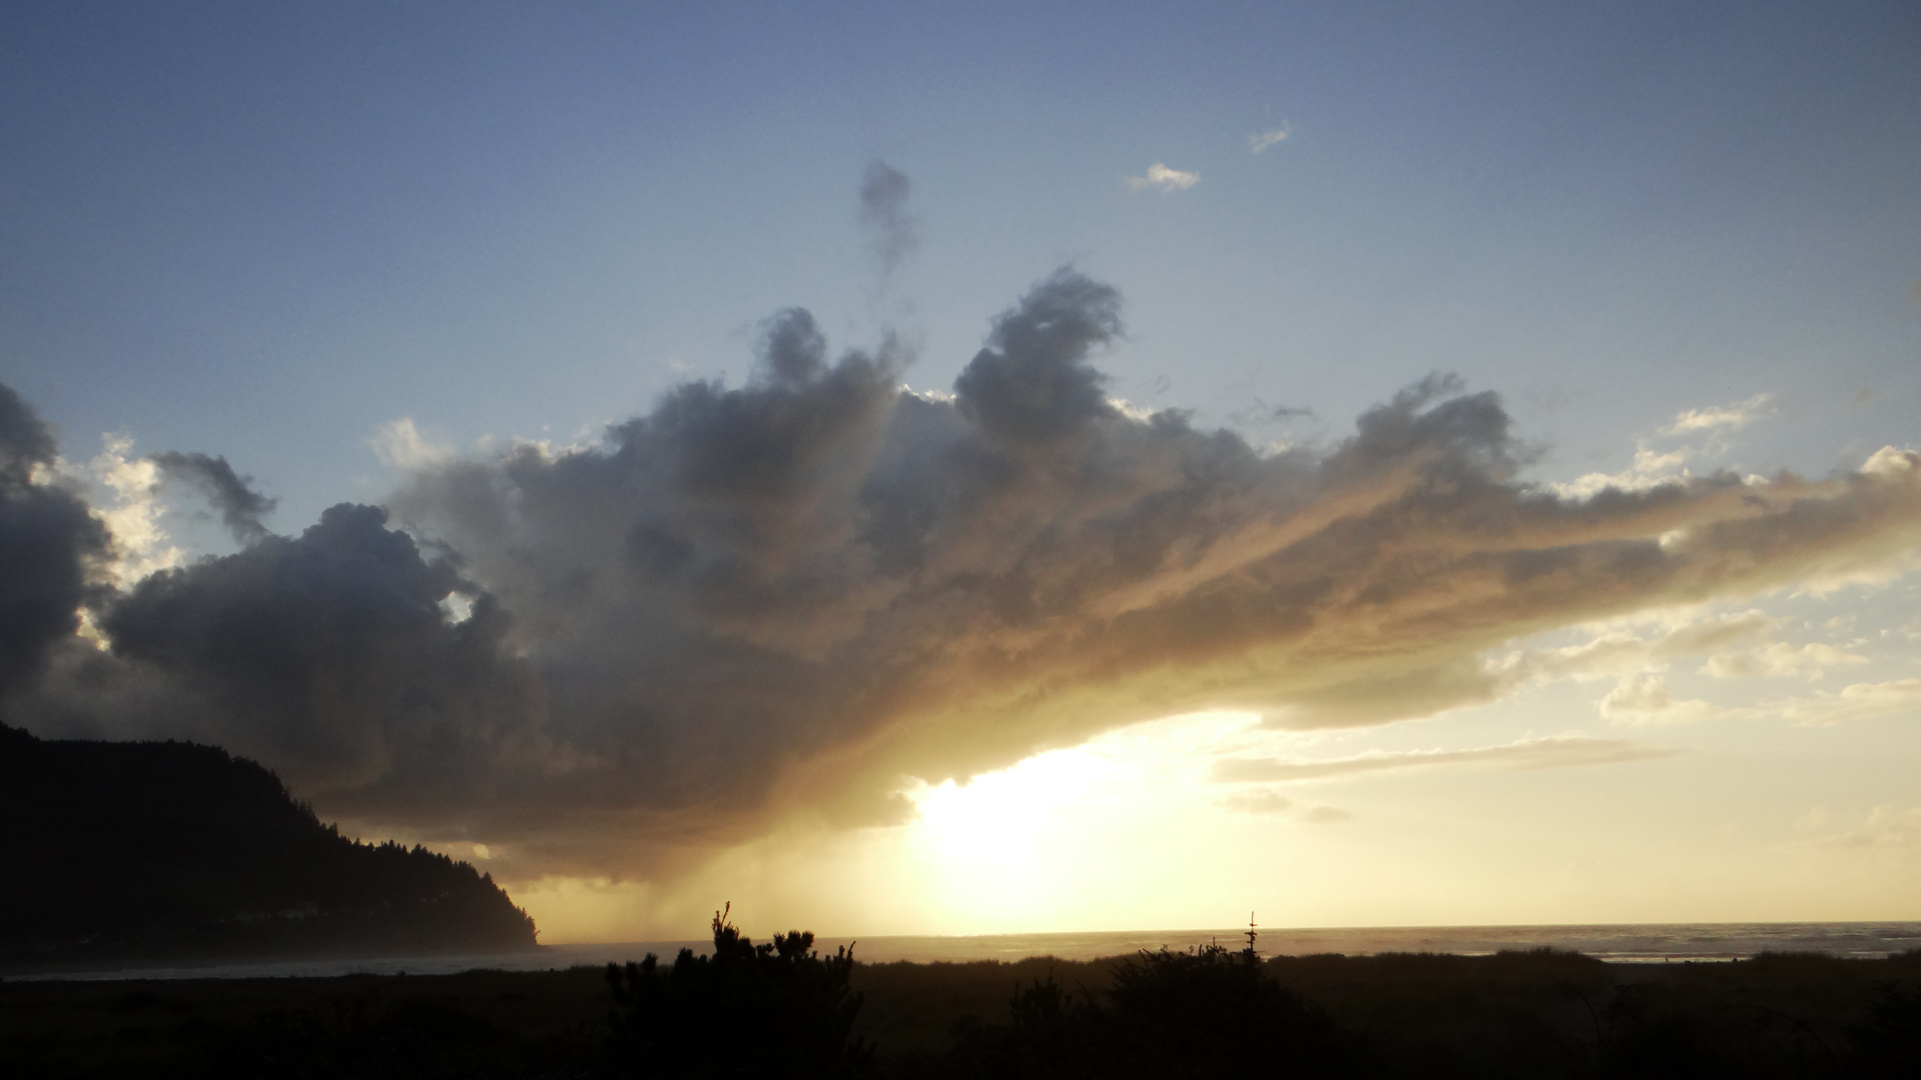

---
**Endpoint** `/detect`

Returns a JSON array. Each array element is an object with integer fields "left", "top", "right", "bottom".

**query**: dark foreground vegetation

[
  {"left": 0, "top": 724, "right": 536, "bottom": 969},
  {"left": 4, "top": 914, "right": 1919, "bottom": 1078}
]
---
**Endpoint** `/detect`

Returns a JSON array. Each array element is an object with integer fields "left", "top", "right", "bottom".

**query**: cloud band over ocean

[{"left": 3, "top": 268, "right": 1919, "bottom": 882}]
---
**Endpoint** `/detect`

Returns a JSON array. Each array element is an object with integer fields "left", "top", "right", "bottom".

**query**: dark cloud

[
  {"left": 953, "top": 269, "right": 1121, "bottom": 443},
  {"left": 858, "top": 160, "right": 918, "bottom": 278},
  {"left": 0, "top": 384, "right": 58, "bottom": 471},
  {"left": 94, "top": 504, "right": 529, "bottom": 791},
  {"left": 4, "top": 269, "right": 1921, "bottom": 884},
  {"left": 151, "top": 450, "right": 278, "bottom": 543},
  {"left": 1225, "top": 399, "right": 1315, "bottom": 429},
  {"left": 754, "top": 308, "right": 829, "bottom": 389},
  {"left": 0, "top": 383, "right": 109, "bottom": 696}
]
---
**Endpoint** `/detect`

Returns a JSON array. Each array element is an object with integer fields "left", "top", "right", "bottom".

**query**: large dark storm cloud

[
  {"left": 98, "top": 505, "right": 523, "bottom": 788},
  {"left": 0, "top": 385, "right": 108, "bottom": 695},
  {"left": 5, "top": 269, "right": 1920, "bottom": 879}
]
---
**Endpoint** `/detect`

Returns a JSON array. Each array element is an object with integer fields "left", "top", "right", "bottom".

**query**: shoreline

[{"left": 9, "top": 918, "right": 1919, "bottom": 982}]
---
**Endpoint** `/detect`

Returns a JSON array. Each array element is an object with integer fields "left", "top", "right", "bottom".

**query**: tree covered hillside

[{"left": 0, "top": 724, "right": 536, "bottom": 969}]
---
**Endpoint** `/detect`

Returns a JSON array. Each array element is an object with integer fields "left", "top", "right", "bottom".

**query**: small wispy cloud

[
  {"left": 1797, "top": 804, "right": 1921, "bottom": 850},
  {"left": 1220, "top": 789, "right": 1294, "bottom": 813},
  {"left": 1211, "top": 735, "right": 1675, "bottom": 783},
  {"left": 1226, "top": 398, "right": 1314, "bottom": 428},
  {"left": 1778, "top": 679, "right": 1921, "bottom": 726},
  {"left": 150, "top": 450, "right": 277, "bottom": 544},
  {"left": 1248, "top": 127, "right": 1289, "bottom": 154},
  {"left": 1665, "top": 393, "right": 1775, "bottom": 437},
  {"left": 1486, "top": 611, "right": 1776, "bottom": 690},
  {"left": 1701, "top": 641, "right": 1867, "bottom": 680},
  {"left": 1599, "top": 674, "right": 1743, "bottom": 725},
  {"left": 1217, "top": 788, "right": 1352, "bottom": 823},
  {"left": 1601, "top": 674, "right": 1921, "bottom": 727},
  {"left": 1124, "top": 163, "right": 1200, "bottom": 193},
  {"left": 859, "top": 160, "right": 918, "bottom": 279},
  {"left": 1551, "top": 393, "right": 1777, "bottom": 499},
  {"left": 1551, "top": 446, "right": 1694, "bottom": 499},
  {"left": 369, "top": 417, "right": 455, "bottom": 470}
]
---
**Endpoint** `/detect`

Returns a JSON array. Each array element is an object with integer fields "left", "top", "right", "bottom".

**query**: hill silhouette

[{"left": 0, "top": 724, "right": 536, "bottom": 970}]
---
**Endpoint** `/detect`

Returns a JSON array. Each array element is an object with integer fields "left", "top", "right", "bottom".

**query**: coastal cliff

[{"left": 0, "top": 724, "right": 536, "bottom": 970}]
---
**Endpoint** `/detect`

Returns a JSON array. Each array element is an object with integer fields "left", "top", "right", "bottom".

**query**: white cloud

[
  {"left": 1552, "top": 446, "right": 1693, "bottom": 499},
  {"left": 1550, "top": 394, "right": 1780, "bottom": 500},
  {"left": 1663, "top": 393, "right": 1775, "bottom": 437},
  {"left": 1800, "top": 804, "right": 1921, "bottom": 850},
  {"left": 1124, "top": 163, "right": 1200, "bottom": 193},
  {"left": 1211, "top": 735, "right": 1677, "bottom": 783},
  {"left": 1864, "top": 445, "right": 1918, "bottom": 479},
  {"left": 1220, "top": 789, "right": 1293, "bottom": 813},
  {"left": 80, "top": 434, "right": 184, "bottom": 588},
  {"left": 902, "top": 384, "right": 957, "bottom": 405},
  {"left": 1599, "top": 674, "right": 1746, "bottom": 725},
  {"left": 1702, "top": 641, "right": 1868, "bottom": 680},
  {"left": 1247, "top": 127, "right": 1289, "bottom": 154},
  {"left": 1601, "top": 675, "right": 1921, "bottom": 727},
  {"left": 438, "top": 593, "right": 476, "bottom": 625},
  {"left": 1217, "top": 787, "right": 1351, "bottom": 823},
  {"left": 1487, "top": 611, "right": 1775, "bottom": 689},
  {"left": 1789, "top": 547, "right": 1921, "bottom": 597},
  {"left": 369, "top": 417, "right": 455, "bottom": 471},
  {"left": 1777, "top": 679, "right": 1921, "bottom": 726}
]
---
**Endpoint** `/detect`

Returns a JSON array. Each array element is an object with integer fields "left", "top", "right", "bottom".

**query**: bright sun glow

[
  {"left": 892, "top": 712, "right": 1269, "bottom": 933},
  {"left": 517, "top": 711, "right": 1281, "bottom": 941},
  {"left": 903, "top": 748, "right": 1125, "bottom": 923}
]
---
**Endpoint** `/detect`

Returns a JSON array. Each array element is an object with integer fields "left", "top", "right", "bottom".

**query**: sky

[{"left": 2, "top": 1, "right": 1919, "bottom": 943}]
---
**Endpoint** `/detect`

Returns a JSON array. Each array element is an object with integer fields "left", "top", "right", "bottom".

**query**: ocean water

[{"left": 16, "top": 921, "right": 1921, "bottom": 982}]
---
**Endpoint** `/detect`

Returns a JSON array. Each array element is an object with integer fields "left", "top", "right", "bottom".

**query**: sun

[{"left": 893, "top": 712, "right": 1265, "bottom": 932}]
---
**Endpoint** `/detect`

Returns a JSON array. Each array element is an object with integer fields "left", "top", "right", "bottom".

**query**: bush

[
  {"left": 605, "top": 904, "right": 873, "bottom": 1079},
  {"left": 937, "top": 943, "right": 1364, "bottom": 1079}
]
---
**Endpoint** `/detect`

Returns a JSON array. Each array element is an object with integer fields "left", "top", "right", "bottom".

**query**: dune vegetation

[{"left": 4, "top": 910, "right": 1919, "bottom": 1078}]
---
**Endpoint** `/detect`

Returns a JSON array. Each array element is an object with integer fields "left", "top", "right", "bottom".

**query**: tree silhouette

[{"left": 606, "top": 903, "right": 873, "bottom": 1078}]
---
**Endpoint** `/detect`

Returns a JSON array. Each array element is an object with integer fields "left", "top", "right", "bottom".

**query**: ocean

[{"left": 16, "top": 921, "right": 1921, "bottom": 981}]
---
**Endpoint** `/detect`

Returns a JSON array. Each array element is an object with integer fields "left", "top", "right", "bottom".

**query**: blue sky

[
  {"left": 7, "top": 2, "right": 1915, "bottom": 528},
  {"left": 3, "top": 2, "right": 1920, "bottom": 937}
]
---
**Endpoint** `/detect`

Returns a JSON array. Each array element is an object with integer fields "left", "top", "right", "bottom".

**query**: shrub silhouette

[
  {"left": 1103, "top": 943, "right": 1359, "bottom": 1078},
  {"left": 605, "top": 903, "right": 873, "bottom": 1079},
  {"left": 1851, "top": 978, "right": 1921, "bottom": 1078},
  {"left": 937, "top": 942, "right": 1362, "bottom": 1079},
  {"left": 1591, "top": 966, "right": 1845, "bottom": 1080}
]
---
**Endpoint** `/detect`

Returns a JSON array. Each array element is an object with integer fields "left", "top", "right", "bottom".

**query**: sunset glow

[{"left": 3, "top": 3, "right": 1918, "bottom": 947}]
